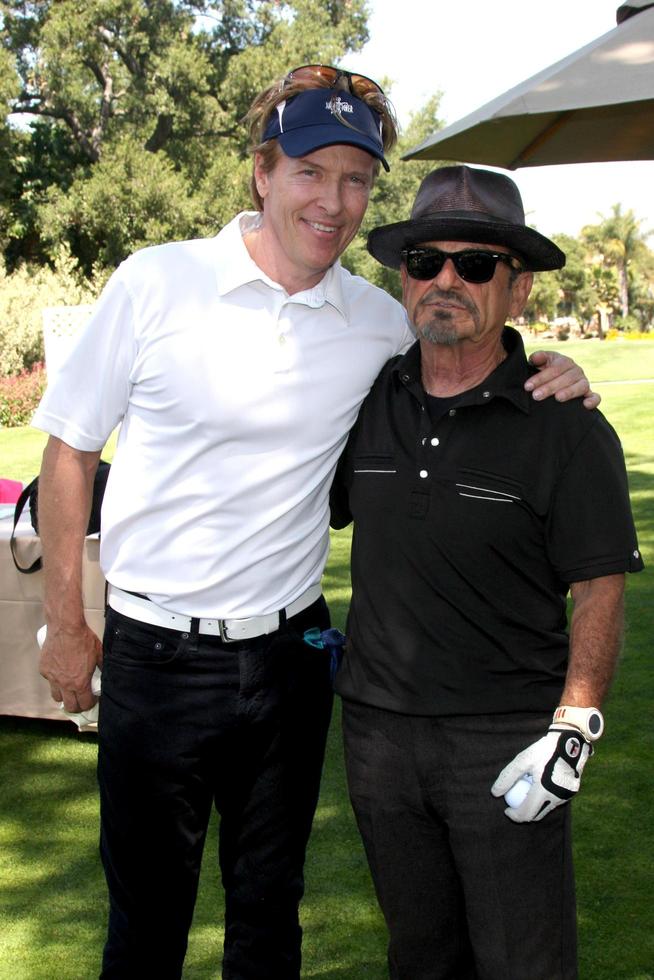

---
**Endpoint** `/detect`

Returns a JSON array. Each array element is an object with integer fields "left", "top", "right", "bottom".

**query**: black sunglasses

[
  {"left": 285, "top": 64, "right": 385, "bottom": 98},
  {"left": 402, "top": 247, "right": 524, "bottom": 283}
]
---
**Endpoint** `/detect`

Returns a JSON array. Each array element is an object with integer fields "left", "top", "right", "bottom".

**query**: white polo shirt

[{"left": 33, "top": 213, "right": 413, "bottom": 617}]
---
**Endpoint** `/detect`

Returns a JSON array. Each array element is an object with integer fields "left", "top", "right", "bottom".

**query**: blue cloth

[{"left": 304, "top": 627, "right": 345, "bottom": 685}]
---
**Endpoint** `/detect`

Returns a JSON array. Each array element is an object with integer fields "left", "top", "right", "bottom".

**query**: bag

[{"left": 10, "top": 460, "right": 110, "bottom": 574}]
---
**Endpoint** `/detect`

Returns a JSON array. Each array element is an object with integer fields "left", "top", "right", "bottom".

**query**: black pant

[
  {"left": 97, "top": 597, "right": 332, "bottom": 979},
  {"left": 343, "top": 701, "right": 577, "bottom": 980}
]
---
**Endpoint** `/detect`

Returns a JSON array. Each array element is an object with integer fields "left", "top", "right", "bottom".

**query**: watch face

[
  {"left": 588, "top": 711, "right": 603, "bottom": 738},
  {"left": 554, "top": 706, "right": 604, "bottom": 741}
]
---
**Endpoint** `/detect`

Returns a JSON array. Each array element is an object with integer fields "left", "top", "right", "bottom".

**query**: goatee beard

[{"left": 415, "top": 288, "right": 478, "bottom": 346}]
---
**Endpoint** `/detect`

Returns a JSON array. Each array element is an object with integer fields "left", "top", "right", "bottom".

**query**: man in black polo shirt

[{"left": 331, "top": 166, "right": 643, "bottom": 980}]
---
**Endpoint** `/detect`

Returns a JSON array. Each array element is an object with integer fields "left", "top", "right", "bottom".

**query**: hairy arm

[
  {"left": 38, "top": 436, "right": 103, "bottom": 712},
  {"left": 560, "top": 574, "right": 625, "bottom": 707},
  {"left": 526, "top": 350, "right": 600, "bottom": 409},
  {"left": 491, "top": 574, "right": 626, "bottom": 820}
]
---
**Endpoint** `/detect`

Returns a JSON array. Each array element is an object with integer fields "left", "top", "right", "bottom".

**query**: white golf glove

[{"left": 491, "top": 726, "right": 592, "bottom": 823}]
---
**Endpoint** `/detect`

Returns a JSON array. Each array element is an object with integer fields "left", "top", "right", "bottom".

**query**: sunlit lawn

[{"left": 1, "top": 338, "right": 652, "bottom": 978}]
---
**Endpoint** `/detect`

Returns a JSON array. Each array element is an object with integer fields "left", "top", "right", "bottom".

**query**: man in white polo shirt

[{"left": 33, "top": 66, "right": 595, "bottom": 979}]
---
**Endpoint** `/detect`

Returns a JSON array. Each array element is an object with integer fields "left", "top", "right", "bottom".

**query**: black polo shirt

[{"left": 331, "top": 328, "right": 643, "bottom": 716}]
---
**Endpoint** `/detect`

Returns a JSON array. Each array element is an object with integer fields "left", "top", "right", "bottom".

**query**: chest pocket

[
  {"left": 447, "top": 467, "right": 544, "bottom": 549},
  {"left": 454, "top": 468, "right": 524, "bottom": 504},
  {"left": 350, "top": 454, "right": 398, "bottom": 520},
  {"left": 353, "top": 454, "right": 397, "bottom": 476}
]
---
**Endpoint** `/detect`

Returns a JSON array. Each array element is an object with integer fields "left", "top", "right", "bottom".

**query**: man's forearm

[
  {"left": 39, "top": 437, "right": 101, "bottom": 628},
  {"left": 561, "top": 574, "right": 625, "bottom": 707},
  {"left": 38, "top": 437, "right": 104, "bottom": 711},
  {"left": 492, "top": 573, "right": 625, "bottom": 821}
]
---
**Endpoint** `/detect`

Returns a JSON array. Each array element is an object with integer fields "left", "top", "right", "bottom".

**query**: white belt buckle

[
  {"left": 218, "top": 615, "right": 259, "bottom": 643},
  {"left": 218, "top": 610, "right": 280, "bottom": 642},
  {"left": 218, "top": 618, "right": 235, "bottom": 643}
]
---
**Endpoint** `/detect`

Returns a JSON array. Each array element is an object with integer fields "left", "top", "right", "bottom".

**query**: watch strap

[{"left": 552, "top": 705, "right": 604, "bottom": 741}]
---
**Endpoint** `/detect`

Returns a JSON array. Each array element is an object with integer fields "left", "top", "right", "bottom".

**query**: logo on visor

[{"left": 327, "top": 96, "right": 354, "bottom": 115}]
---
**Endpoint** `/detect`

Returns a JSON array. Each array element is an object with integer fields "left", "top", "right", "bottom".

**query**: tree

[
  {"left": 550, "top": 233, "right": 599, "bottom": 328},
  {"left": 0, "top": 40, "right": 20, "bottom": 254},
  {"left": 38, "top": 136, "right": 203, "bottom": 272},
  {"left": 587, "top": 264, "right": 620, "bottom": 338},
  {"left": 581, "top": 204, "right": 652, "bottom": 320},
  {"left": 627, "top": 244, "right": 654, "bottom": 330},
  {"left": 3, "top": 1, "right": 288, "bottom": 166},
  {"left": 1, "top": 0, "right": 371, "bottom": 271},
  {"left": 523, "top": 269, "right": 559, "bottom": 324}
]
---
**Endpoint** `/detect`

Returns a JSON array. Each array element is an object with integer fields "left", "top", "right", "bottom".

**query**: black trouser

[
  {"left": 97, "top": 597, "right": 332, "bottom": 979},
  {"left": 343, "top": 702, "right": 577, "bottom": 980}
]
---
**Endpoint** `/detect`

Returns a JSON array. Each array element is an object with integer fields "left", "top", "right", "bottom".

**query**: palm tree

[{"left": 581, "top": 205, "right": 652, "bottom": 320}]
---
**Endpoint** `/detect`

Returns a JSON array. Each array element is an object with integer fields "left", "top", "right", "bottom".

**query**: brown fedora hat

[{"left": 367, "top": 165, "right": 565, "bottom": 271}]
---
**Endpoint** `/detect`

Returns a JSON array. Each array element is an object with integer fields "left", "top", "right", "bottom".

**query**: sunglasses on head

[
  {"left": 402, "top": 247, "right": 524, "bottom": 284},
  {"left": 284, "top": 64, "right": 385, "bottom": 99}
]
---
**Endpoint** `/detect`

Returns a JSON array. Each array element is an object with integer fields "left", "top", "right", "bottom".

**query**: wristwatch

[{"left": 553, "top": 705, "right": 604, "bottom": 741}]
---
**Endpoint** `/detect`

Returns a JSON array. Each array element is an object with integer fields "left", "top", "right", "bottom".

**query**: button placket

[
  {"left": 418, "top": 401, "right": 461, "bottom": 479},
  {"left": 416, "top": 393, "right": 435, "bottom": 481},
  {"left": 273, "top": 304, "right": 297, "bottom": 374}
]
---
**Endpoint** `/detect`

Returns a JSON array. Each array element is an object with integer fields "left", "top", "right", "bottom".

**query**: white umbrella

[{"left": 403, "top": 1, "right": 654, "bottom": 168}]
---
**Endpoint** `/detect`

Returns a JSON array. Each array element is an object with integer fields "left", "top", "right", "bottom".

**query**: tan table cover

[{"left": 0, "top": 515, "right": 105, "bottom": 727}]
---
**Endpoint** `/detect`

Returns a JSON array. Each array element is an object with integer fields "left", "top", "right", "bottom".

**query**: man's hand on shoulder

[{"left": 525, "top": 350, "right": 600, "bottom": 409}]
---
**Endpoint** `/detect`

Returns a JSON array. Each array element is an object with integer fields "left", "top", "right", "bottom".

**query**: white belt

[{"left": 107, "top": 583, "right": 322, "bottom": 642}]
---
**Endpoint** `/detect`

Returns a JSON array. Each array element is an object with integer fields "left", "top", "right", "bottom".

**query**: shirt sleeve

[
  {"left": 31, "top": 267, "right": 137, "bottom": 451},
  {"left": 329, "top": 444, "right": 353, "bottom": 530},
  {"left": 546, "top": 415, "right": 644, "bottom": 584}
]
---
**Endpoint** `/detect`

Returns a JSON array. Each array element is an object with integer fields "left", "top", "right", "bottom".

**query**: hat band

[{"left": 412, "top": 207, "right": 523, "bottom": 225}]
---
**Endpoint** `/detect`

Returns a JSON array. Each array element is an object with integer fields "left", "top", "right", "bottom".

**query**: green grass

[
  {"left": 0, "top": 427, "right": 119, "bottom": 484},
  {"left": 0, "top": 426, "right": 49, "bottom": 484},
  {"left": 526, "top": 336, "right": 654, "bottom": 384},
  {"left": 1, "top": 339, "right": 652, "bottom": 978}
]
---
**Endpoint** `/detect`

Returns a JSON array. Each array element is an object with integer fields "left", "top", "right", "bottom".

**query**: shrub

[
  {"left": 0, "top": 363, "right": 47, "bottom": 427},
  {"left": 605, "top": 328, "right": 654, "bottom": 341},
  {"left": 0, "top": 246, "right": 98, "bottom": 376},
  {"left": 612, "top": 314, "right": 642, "bottom": 333}
]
